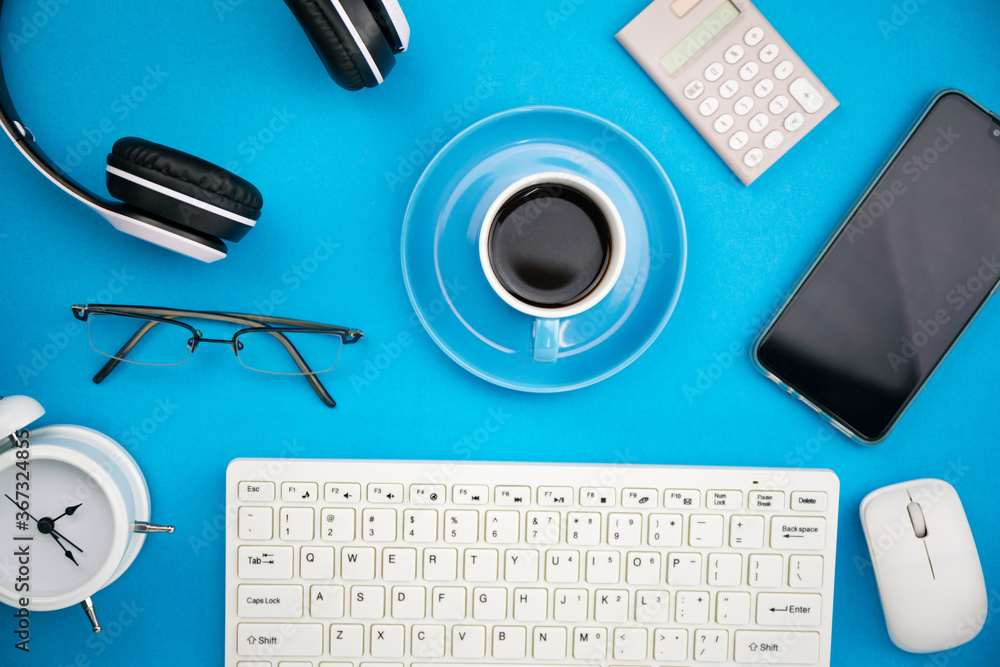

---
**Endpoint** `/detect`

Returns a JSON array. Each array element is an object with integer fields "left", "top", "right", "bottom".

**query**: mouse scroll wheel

[{"left": 907, "top": 501, "right": 928, "bottom": 538}]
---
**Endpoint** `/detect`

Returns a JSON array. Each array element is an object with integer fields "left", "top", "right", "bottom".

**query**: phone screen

[{"left": 756, "top": 92, "right": 1000, "bottom": 441}]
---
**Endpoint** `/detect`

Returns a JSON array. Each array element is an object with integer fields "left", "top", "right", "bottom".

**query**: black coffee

[{"left": 488, "top": 184, "right": 612, "bottom": 308}]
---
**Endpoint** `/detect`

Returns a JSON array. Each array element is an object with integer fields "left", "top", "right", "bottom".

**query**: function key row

[{"left": 239, "top": 481, "right": 827, "bottom": 512}]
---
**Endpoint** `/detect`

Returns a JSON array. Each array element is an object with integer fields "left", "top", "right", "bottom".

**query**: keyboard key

[
  {"left": 708, "top": 553, "right": 742, "bottom": 586},
  {"left": 716, "top": 591, "right": 751, "bottom": 624},
  {"left": 579, "top": 487, "right": 615, "bottom": 507},
  {"left": 608, "top": 513, "right": 642, "bottom": 546},
  {"left": 505, "top": 549, "right": 540, "bottom": 582},
  {"left": 730, "top": 515, "right": 765, "bottom": 549},
  {"left": 513, "top": 588, "right": 548, "bottom": 621},
  {"left": 362, "top": 508, "right": 397, "bottom": 542},
  {"left": 237, "top": 623, "right": 322, "bottom": 657},
  {"left": 473, "top": 587, "right": 507, "bottom": 620},
  {"left": 424, "top": 548, "right": 458, "bottom": 581},
  {"left": 694, "top": 629, "right": 728, "bottom": 661},
  {"left": 496, "top": 486, "right": 531, "bottom": 505},
  {"left": 403, "top": 509, "right": 438, "bottom": 542},
  {"left": 453, "top": 485, "right": 488, "bottom": 505},
  {"left": 654, "top": 628, "right": 687, "bottom": 661},
  {"left": 238, "top": 481, "right": 274, "bottom": 502},
  {"left": 310, "top": 584, "right": 345, "bottom": 618},
  {"left": 756, "top": 592, "right": 823, "bottom": 626},
  {"left": 492, "top": 625, "right": 527, "bottom": 659},
  {"left": 544, "top": 550, "right": 579, "bottom": 583},
  {"left": 452, "top": 625, "right": 487, "bottom": 658},
  {"left": 532, "top": 626, "right": 567, "bottom": 659},
  {"left": 648, "top": 513, "right": 683, "bottom": 547},
  {"left": 675, "top": 591, "right": 710, "bottom": 624},
  {"left": 622, "top": 488, "right": 658, "bottom": 508},
  {"left": 410, "top": 484, "right": 445, "bottom": 505},
  {"left": 370, "top": 624, "right": 405, "bottom": 657},
  {"left": 238, "top": 546, "right": 293, "bottom": 579},
  {"left": 411, "top": 624, "right": 445, "bottom": 658},
  {"left": 464, "top": 548, "right": 499, "bottom": 582},
  {"left": 625, "top": 551, "right": 661, "bottom": 585},
  {"left": 279, "top": 507, "right": 314, "bottom": 541},
  {"left": 350, "top": 585, "right": 385, "bottom": 618},
  {"left": 689, "top": 515, "right": 724, "bottom": 547},
  {"left": 486, "top": 510, "right": 520, "bottom": 543},
  {"left": 586, "top": 551, "right": 620, "bottom": 584},
  {"left": 789, "top": 554, "right": 825, "bottom": 588},
  {"left": 613, "top": 627, "right": 647, "bottom": 660},
  {"left": 708, "top": 490, "right": 742, "bottom": 508},
  {"left": 367, "top": 483, "right": 403, "bottom": 503},
  {"left": 537, "top": 486, "right": 573, "bottom": 505},
  {"left": 634, "top": 589, "right": 669, "bottom": 623},
  {"left": 324, "top": 482, "right": 360, "bottom": 503},
  {"left": 239, "top": 507, "right": 272, "bottom": 540},
  {"left": 667, "top": 552, "right": 702, "bottom": 586},
  {"left": 391, "top": 585, "right": 425, "bottom": 619},
  {"left": 748, "top": 554, "right": 783, "bottom": 587},
  {"left": 382, "top": 547, "right": 417, "bottom": 581},
  {"left": 567, "top": 512, "right": 602, "bottom": 545},
  {"left": 526, "top": 511, "right": 561, "bottom": 544},
  {"left": 445, "top": 510, "right": 479, "bottom": 543},
  {"left": 321, "top": 508, "right": 356, "bottom": 541},
  {"left": 664, "top": 489, "right": 699, "bottom": 508},
  {"left": 554, "top": 588, "right": 588, "bottom": 622},
  {"left": 300, "top": 546, "right": 334, "bottom": 579},
  {"left": 771, "top": 516, "right": 826, "bottom": 550},
  {"left": 281, "top": 482, "right": 318, "bottom": 502},
  {"left": 573, "top": 627, "right": 608, "bottom": 659},
  {"left": 432, "top": 586, "right": 466, "bottom": 620},
  {"left": 341, "top": 546, "right": 376, "bottom": 579},
  {"left": 749, "top": 490, "right": 785, "bottom": 510},
  {"left": 595, "top": 589, "right": 629, "bottom": 622},
  {"left": 789, "top": 77, "right": 825, "bottom": 113},
  {"left": 237, "top": 584, "right": 303, "bottom": 618},
  {"left": 734, "top": 631, "right": 821, "bottom": 663},
  {"left": 791, "top": 491, "right": 828, "bottom": 511},
  {"left": 329, "top": 624, "right": 365, "bottom": 657}
]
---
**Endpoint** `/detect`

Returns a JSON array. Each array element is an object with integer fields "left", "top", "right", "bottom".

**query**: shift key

[
  {"left": 237, "top": 623, "right": 323, "bottom": 656},
  {"left": 734, "top": 631, "right": 820, "bottom": 664},
  {"left": 770, "top": 516, "right": 826, "bottom": 550},
  {"left": 238, "top": 546, "right": 294, "bottom": 579}
]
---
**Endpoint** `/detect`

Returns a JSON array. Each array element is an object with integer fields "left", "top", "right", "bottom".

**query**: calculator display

[{"left": 660, "top": 1, "right": 741, "bottom": 74}]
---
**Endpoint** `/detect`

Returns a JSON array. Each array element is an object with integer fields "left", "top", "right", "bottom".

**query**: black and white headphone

[{"left": 0, "top": 0, "right": 409, "bottom": 263}]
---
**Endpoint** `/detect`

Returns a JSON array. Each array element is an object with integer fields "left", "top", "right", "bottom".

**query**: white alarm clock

[{"left": 0, "top": 395, "right": 173, "bottom": 632}]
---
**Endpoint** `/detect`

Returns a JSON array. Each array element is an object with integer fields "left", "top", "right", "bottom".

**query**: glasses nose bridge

[{"left": 187, "top": 332, "right": 239, "bottom": 355}]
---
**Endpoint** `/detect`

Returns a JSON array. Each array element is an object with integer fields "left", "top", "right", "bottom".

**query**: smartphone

[{"left": 753, "top": 90, "right": 1000, "bottom": 444}]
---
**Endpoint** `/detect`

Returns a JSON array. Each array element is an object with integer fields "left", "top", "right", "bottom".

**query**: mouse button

[{"left": 906, "top": 502, "right": 927, "bottom": 538}]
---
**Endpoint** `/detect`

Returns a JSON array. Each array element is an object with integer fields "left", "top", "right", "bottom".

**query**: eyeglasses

[{"left": 71, "top": 305, "right": 364, "bottom": 408}]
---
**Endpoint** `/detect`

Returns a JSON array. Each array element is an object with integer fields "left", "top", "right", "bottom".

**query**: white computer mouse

[{"left": 860, "top": 479, "right": 987, "bottom": 653}]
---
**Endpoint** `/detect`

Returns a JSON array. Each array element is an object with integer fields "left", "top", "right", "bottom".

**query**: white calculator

[{"left": 617, "top": 0, "right": 838, "bottom": 185}]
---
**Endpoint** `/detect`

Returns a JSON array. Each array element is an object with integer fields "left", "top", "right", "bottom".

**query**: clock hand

[
  {"left": 51, "top": 503, "right": 82, "bottom": 523},
  {"left": 49, "top": 532, "right": 79, "bottom": 567},
  {"left": 4, "top": 493, "right": 39, "bottom": 523},
  {"left": 51, "top": 528, "right": 83, "bottom": 554}
]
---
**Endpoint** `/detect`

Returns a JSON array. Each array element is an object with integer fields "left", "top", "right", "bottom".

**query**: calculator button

[
  {"left": 749, "top": 113, "right": 770, "bottom": 133},
  {"left": 699, "top": 96, "right": 720, "bottom": 116},
  {"left": 724, "top": 44, "right": 745, "bottom": 64},
  {"left": 705, "top": 62, "right": 725, "bottom": 82},
  {"left": 719, "top": 79, "right": 740, "bottom": 99},
  {"left": 744, "top": 26, "right": 765, "bottom": 46},
  {"left": 774, "top": 60, "right": 795, "bottom": 80},
  {"left": 764, "top": 130, "right": 784, "bottom": 150},
  {"left": 733, "top": 96, "right": 754, "bottom": 116},
  {"left": 769, "top": 95, "right": 790, "bottom": 115},
  {"left": 729, "top": 131, "right": 749, "bottom": 150},
  {"left": 789, "top": 77, "right": 826, "bottom": 113},
  {"left": 714, "top": 114, "right": 735, "bottom": 134},
  {"left": 784, "top": 112, "right": 806, "bottom": 132},
  {"left": 738, "top": 62, "right": 759, "bottom": 81},
  {"left": 760, "top": 43, "right": 780, "bottom": 63},
  {"left": 753, "top": 78, "right": 774, "bottom": 98},
  {"left": 685, "top": 80, "right": 705, "bottom": 100},
  {"left": 744, "top": 148, "right": 765, "bottom": 167}
]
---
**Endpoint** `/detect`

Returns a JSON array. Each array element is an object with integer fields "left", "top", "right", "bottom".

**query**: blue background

[{"left": 1, "top": 0, "right": 998, "bottom": 665}]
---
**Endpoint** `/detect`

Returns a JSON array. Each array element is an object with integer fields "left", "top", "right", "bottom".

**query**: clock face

[{"left": 0, "top": 458, "right": 117, "bottom": 600}]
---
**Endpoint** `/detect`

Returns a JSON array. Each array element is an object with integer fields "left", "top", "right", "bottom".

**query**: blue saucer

[{"left": 401, "top": 106, "right": 686, "bottom": 392}]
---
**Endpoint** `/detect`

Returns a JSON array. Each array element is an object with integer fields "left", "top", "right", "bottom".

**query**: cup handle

[{"left": 532, "top": 318, "right": 560, "bottom": 364}]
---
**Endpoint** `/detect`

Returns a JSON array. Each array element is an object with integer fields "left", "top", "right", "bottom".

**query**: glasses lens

[
  {"left": 235, "top": 330, "right": 343, "bottom": 375},
  {"left": 86, "top": 313, "right": 193, "bottom": 366}
]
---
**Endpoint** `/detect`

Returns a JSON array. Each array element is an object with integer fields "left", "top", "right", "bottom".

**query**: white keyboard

[{"left": 225, "top": 459, "right": 839, "bottom": 666}]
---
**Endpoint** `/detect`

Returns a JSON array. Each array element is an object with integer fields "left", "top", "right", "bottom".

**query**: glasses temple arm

[
  {"left": 91, "top": 320, "right": 159, "bottom": 384},
  {"left": 260, "top": 330, "right": 337, "bottom": 408}
]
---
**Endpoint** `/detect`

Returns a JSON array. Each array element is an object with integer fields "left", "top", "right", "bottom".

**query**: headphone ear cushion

[
  {"left": 106, "top": 137, "right": 263, "bottom": 242},
  {"left": 284, "top": 0, "right": 395, "bottom": 90}
]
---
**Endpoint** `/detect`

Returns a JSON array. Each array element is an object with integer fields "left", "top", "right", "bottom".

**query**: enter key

[{"left": 756, "top": 593, "right": 822, "bottom": 627}]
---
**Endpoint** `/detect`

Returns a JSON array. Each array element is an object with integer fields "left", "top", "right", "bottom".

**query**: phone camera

[{"left": 994, "top": 128, "right": 1000, "bottom": 139}]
